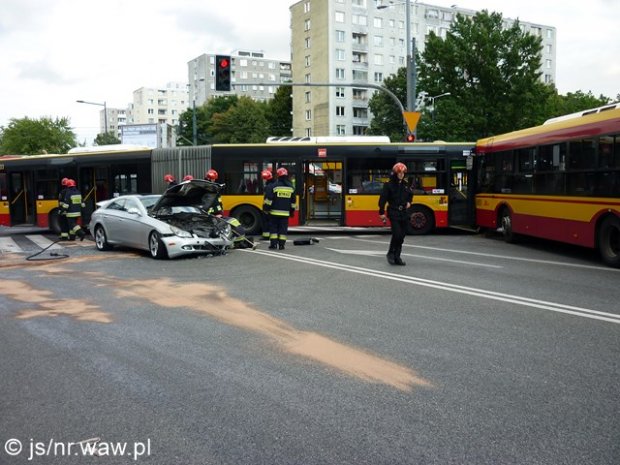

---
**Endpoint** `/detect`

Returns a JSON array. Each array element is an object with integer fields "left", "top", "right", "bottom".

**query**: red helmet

[
  {"left": 183, "top": 175, "right": 194, "bottom": 181},
  {"left": 205, "top": 169, "right": 218, "bottom": 181},
  {"left": 276, "top": 167, "right": 288, "bottom": 177},
  {"left": 261, "top": 169, "right": 273, "bottom": 181},
  {"left": 164, "top": 174, "right": 175, "bottom": 183},
  {"left": 392, "top": 162, "right": 407, "bottom": 174},
  {"left": 66, "top": 179, "right": 76, "bottom": 187},
  {"left": 61, "top": 177, "right": 69, "bottom": 186}
]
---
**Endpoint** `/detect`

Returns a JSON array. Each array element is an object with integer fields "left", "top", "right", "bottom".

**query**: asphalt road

[{"left": 1, "top": 231, "right": 619, "bottom": 464}]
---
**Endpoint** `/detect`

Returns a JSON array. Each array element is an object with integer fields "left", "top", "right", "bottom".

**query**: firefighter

[
  {"left": 378, "top": 162, "right": 413, "bottom": 265},
  {"left": 264, "top": 167, "right": 296, "bottom": 250},
  {"left": 58, "top": 177, "right": 70, "bottom": 240},
  {"left": 164, "top": 173, "right": 177, "bottom": 189},
  {"left": 260, "top": 169, "right": 274, "bottom": 240},
  {"left": 183, "top": 174, "right": 194, "bottom": 181},
  {"left": 204, "top": 169, "right": 224, "bottom": 217},
  {"left": 61, "top": 179, "right": 86, "bottom": 241}
]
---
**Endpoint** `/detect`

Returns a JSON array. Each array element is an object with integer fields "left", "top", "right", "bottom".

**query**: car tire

[
  {"left": 149, "top": 231, "right": 168, "bottom": 259},
  {"left": 407, "top": 205, "right": 434, "bottom": 235},
  {"left": 598, "top": 215, "right": 620, "bottom": 268},
  {"left": 232, "top": 205, "right": 261, "bottom": 236},
  {"left": 94, "top": 225, "right": 112, "bottom": 251}
]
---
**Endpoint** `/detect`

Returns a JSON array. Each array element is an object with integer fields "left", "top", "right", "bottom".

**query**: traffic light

[
  {"left": 215, "top": 55, "right": 231, "bottom": 91},
  {"left": 405, "top": 132, "right": 415, "bottom": 142}
]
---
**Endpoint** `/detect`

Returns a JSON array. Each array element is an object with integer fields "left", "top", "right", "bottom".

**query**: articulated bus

[
  {"left": 475, "top": 103, "right": 620, "bottom": 267},
  {"left": 0, "top": 139, "right": 476, "bottom": 236}
]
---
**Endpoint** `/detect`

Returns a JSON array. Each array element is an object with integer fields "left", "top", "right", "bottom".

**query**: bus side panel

[
  {"left": 222, "top": 195, "right": 300, "bottom": 228},
  {"left": 0, "top": 201, "right": 9, "bottom": 226},
  {"left": 35, "top": 200, "right": 58, "bottom": 228}
]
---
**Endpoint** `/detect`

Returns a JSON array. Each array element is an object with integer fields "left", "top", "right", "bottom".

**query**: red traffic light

[
  {"left": 215, "top": 54, "right": 231, "bottom": 91},
  {"left": 405, "top": 133, "right": 415, "bottom": 142},
  {"left": 218, "top": 58, "right": 229, "bottom": 68}
]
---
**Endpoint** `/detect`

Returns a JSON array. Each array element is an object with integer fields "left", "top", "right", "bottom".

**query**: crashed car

[{"left": 88, "top": 179, "right": 234, "bottom": 259}]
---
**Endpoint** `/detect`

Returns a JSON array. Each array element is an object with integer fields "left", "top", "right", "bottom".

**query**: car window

[
  {"left": 124, "top": 199, "right": 141, "bottom": 211},
  {"left": 106, "top": 199, "right": 126, "bottom": 211},
  {"left": 140, "top": 196, "right": 160, "bottom": 210}
]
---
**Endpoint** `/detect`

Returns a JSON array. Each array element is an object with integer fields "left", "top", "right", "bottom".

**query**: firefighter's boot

[{"left": 394, "top": 246, "right": 406, "bottom": 266}]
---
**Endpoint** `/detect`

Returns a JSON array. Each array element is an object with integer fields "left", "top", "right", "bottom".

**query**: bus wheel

[
  {"left": 598, "top": 215, "right": 620, "bottom": 268},
  {"left": 232, "top": 206, "right": 261, "bottom": 236},
  {"left": 499, "top": 207, "right": 516, "bottom": 243},
  {"left": 407, "top": 206, "right": 434, "bottom": 235},
  {"left": 48, "top": 209, "right": 62, "bottom": 234}
]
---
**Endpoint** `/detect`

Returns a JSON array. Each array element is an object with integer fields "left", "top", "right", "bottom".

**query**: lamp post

[
  {"left": 76, "top": 99, "right": 108, "bottom": 134},
  {"left": 377, "top": 1, "right": 417, "bottom": 113},
  {"left": 429, "top": 92, "right": 451, "bottom": 123}
]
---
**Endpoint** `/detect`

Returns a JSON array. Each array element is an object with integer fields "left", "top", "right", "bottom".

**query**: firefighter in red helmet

[
  {"left": 203, "top": 169, "right": 224, "bottom": 216},
  {"left": 205, "top": 169, "right": 218, "bottom": 181},
  {"left": 260, "top": 169, "right": 275, "bottom": 240},
  {"left": 264, "top": 167, "right": 296, "bottom": 250},
  {"left": 59, "top": 179, "right": 86, "bottom": 241},
  {"left": 378, "top": 162, "right": 413, "bottom": 265},
  {"left": 164, "top": 173, "right": 177, "bottom": 189},
  {"left": 58, "top": 177, "right": 70, "bottom": 240},
  {"left": 183, "top": 174, "right": 194, "bottom": 181}
]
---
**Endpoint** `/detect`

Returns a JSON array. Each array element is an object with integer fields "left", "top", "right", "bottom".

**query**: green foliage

[
  {"left": 544, "top": 90, "right": 611, "bottom": 119},
  {"left": 177, "top": 95, "right": 239, "bottom": 145},
  {"left": 266, "top": 86, "right": 293, "bottom": 137},
  {"left": 0, "top": 116, "right": 77, "bottom": 155},
  {"left": 367, "top": 67, "right": 408, "bottom": 140},
  {"left": 210, "top": 96, "right": 270, "bottom": 143},
  {"left": 94, "top": 132, "right": 121, "bottom": 146}
]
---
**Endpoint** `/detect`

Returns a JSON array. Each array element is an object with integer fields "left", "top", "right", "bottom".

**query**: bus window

[
  {"left": 0, "top": 172, "right": 7, "bottom": 199},
  {"left": 568, "top": 138, "right": 597, "bottom": 170},
  {"left": 346, "top": 157, "right": 394, "bottom": 194},
  {"left": 35, "top": 169, "right": 59, "bottom": 200}
]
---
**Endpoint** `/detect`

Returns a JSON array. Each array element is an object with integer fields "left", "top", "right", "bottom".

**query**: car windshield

[
  {"left": 140, "top": 196, "right": 161, "bottom": 210},
  {"left": 155, "top": 206, "right": 203, "bottom": 215}
]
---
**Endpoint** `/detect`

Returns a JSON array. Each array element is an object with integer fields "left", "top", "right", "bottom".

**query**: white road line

[
  {"left": 26, "top": 235, "right": 63, "bottom": 250},
  {"left": 347, "top": 237, "right": 616, "bottom": 272},
  {"left": 0, "top": 237, "right": 22, "bottom": 254},
  {"left": 243, "top": 249, "right": 620, "bottom": 325}
]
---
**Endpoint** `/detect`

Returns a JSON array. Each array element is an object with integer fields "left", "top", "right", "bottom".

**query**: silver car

[{"left": 89, "top": 180, "right": 234, "bottom": 259}]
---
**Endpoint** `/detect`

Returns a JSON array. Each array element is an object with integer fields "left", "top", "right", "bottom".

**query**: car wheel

[
  {"left": 94, "top": 225, "right": 112, "bottom": 251},
  {"left": 598, "top": 215, "right": 620, "bottom": 268},
  {"left": 407, "top": 206, "right": 434, "bottom": 235},
  {"left": 232, "top": 205, "right": 261, "bottom": 235},
  {"left": 499, "top": 207, "right": 516, "bottom": 243},
  {"left": 149, "top": 231, "right": 168, "bottom": 259}
]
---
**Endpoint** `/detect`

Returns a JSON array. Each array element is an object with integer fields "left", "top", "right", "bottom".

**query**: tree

[
  {"left": 0, "top": 116, "right": 77, "bottom": 155},
  {"left": 266, "top": 86, "right": 293, "bottom": 137},
  {"left": 94, "top": 132, "right": 121, "bottom": 146},
  {"left": 367, "top": 67, "right": 408, "bottom": 141},
  {"left": 210, "top": 96, "right": 270, "bottom": 143},
  {"left": 545, "top": 90, "right": 610, "bottom": 120},
  {"left": 177, "top": 95, "right": 239, "bottom": 146}
]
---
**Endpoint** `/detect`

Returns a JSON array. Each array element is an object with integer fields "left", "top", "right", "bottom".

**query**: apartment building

[
  {"left": 126, "top": 82, "right": 189, "bottom": 129},
  {"left": 187, "top": 50, "right": 292, "bottom": 107},
  {"left": 290, "top": 0, "right": 556, "bottom": 137}
]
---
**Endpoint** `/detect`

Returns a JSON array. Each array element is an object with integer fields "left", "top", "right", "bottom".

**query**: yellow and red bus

[
  {"left": 475, "top": 103, "right": 620, "bottom": 267},
  {"left": 1, "top": 139, "right": 476, "bottom": 236}
]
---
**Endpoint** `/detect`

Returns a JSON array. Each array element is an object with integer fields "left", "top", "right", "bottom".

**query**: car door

[
  {"left": 121, "top": 198, "right": 152, "bottom": 249},
  {"left": 99, "top": 198, "right": 128, "bottom": 244}
]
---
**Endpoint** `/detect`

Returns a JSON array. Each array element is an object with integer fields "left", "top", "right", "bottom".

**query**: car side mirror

[{"left": 127, "top": 207, "right": 141, "bottom": 216}]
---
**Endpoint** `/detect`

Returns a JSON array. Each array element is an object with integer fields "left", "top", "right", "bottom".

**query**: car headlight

[
  {"left": 222, "top": 223, "right": 232, "bottom": 236},
  {"left": 170, "top": 225, "right": 192, "bottom": 238}
]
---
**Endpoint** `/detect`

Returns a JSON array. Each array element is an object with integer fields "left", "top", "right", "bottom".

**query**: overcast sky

[{"left": 1, "top": 0, "right": 618, "bottom": 145}]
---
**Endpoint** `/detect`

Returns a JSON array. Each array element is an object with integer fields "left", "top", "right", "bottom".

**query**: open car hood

[{"left": 151, "top": 179, "right": 224, "bottom": 213}]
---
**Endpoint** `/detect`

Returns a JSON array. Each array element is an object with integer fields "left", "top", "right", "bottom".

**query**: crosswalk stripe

[
  {"left": 26, "top": 235, "right": 63, "bottom": 250},
  {"left": 0, "top": 237, "right": 23, "bottom": 254}
]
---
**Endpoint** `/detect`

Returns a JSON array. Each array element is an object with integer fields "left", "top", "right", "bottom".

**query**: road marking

[
  {"left": 26, "top": 235, "right": 63, "bottom": 250},
  {"left": 0, "top": 237, "right": 22, "bottom": 254},
  {"left": 243, "top": 249, "right": 620, "bottom": 325},
  {"left": 326, "top": 248, "right": 502, "bottom": 269},
  {"left": 347, "top": 237, "right": 617, "bottom": 272}
]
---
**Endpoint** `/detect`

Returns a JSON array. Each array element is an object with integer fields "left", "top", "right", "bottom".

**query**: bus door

[
  {"left": 8, "top": 171, "right": 36, "bottom": 226},
  {"left": 302, "top": 160, "right": 343, "bottom": 225},
  {"left": 448, "top": 157, "right": 477, "bottom": 228},
  {"left": 79, "top": 167, "right": 97, "bottom": 225}
]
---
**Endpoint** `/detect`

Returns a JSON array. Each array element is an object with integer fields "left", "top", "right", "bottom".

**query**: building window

[
  {"left": 304, "top": 19, "right": 311, "bottom": 31},
  {"left": 390, "top": 37, "right": 396, "bottom": 46},
  {"left": 239, "top": 59, "right": 248, "bottom": 67},
  {"left": 336, "top": 68, "right": 345, "bottom": 80},
  {"left": 399, "top": 20, "right": 404, "bottom": 29},
  {"left": 546, "top": 59, "right": 552, "bottom": 69},
  {"left": 336, "top": 106, "right": 345, "bottom": 116},
  {"left": 352, "top": 14, "right": 367, "bottom": 26},
  {"left": 305, "top": 37, "right": 311, "bottom": 48},
  {"left": 399, "top": 38, "right": 405, "bottom": 47},
  {"left": 336, "top": 30, "right": 345, "bottom": 42},
  {"left": 373, "top": 17, "right": 383, "bottom": 28},
  {"left": 305, "top": 128, "right": 312, "bottom": 137},
  {"left": 303, "top": 1, "right": 310, "bottom": 13},
  {"left": 399, "top": 56, "right": 405, "bottom": 65},
  {"left": 336, "top": 87, "right": 345, "bottom": 98},
  {"left": 336, "top": 125, "right": 346, "bottom": 135},
  {"left": 373, "top": 35, "right": 383, "bottom": 46},
  {"left": 305, "top": 91, "right": 311, "bottom": 103},
  {"left": 336, "top": 49, "right": 346, "bottom": 60},
  {"left": 353, "top": 108, "right": 368, "bottom": 118},
  {"left": 389, "top": 55, "right": 395, "bottom": 64},
  {"left": 544, "top": 74, "right": 552, "bottom": 84},
  {"left": 305, "top": 73, "right": 311, "bottom": 83},
  {"left": 389, "top": 19, "right": 395, "bottom": 28},
  {"left": 374, "top": 72, "right": 383, "bottom": 82},
  {"left": 374, "top": 54, "right": 383, "bottom": 65},
  {"left": 547, "top": 29, "right": 553, "bottom": 39},
  {"left": 305, "top": 110, "right": 312, "bottom": 121},
  {"left": 305, "top": 55, "right": 311, "bottom": 67},
  {"left": 335, "top": 11, "right": 345, "bottom": 23},
  {"left": 352, "top": 0, "right": 366, "bottom": 6},
  {"left": 546, "top": 44, "right": 552, "bottom": 54}
]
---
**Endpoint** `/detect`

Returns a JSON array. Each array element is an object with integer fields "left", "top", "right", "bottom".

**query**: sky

[{"left": 1, "top": 0, "right": 618, "bottom": 146}]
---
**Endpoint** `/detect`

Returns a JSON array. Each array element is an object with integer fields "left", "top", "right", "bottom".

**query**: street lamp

[
  {"left": 76, "top": 99, "right": 108, "bottom": 134},
  {"left": 429, "top": 92, "right": 451, "bottom": 123},
  {"left": 377, "top": 1, "right": 417, "bottom": 113}
]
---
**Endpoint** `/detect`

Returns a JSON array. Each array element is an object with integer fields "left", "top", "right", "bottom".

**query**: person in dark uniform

[
  {"left": 60, "top": 179, "right": 86, "bottom": 241},
  {"left": 378, "top": 162, "right": 413, "bottom": 266},
  {"left": 264, "top": 167, "right": 296, "bottom": 250},
  {"left": 260, "top": 169, "right": 274, "bottom": 241},
  {"left": 58, "top": 177, "right": 70, "bottom": 240},
  {"left": 204, "top": 169, "right": 224, "bottom": 217},
  {"left": 164, "top": 174, "right": 177, "bottom": 189}
]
